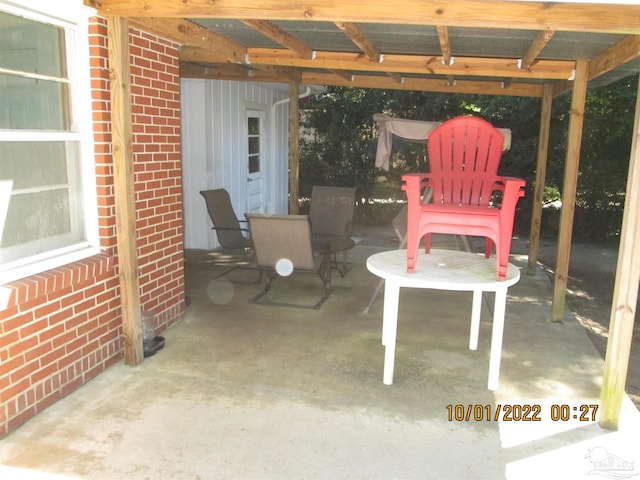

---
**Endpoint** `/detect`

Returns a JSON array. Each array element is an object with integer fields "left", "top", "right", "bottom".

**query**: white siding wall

[{"left": 181, "top": 79, "right": 290, "bottom": 249}]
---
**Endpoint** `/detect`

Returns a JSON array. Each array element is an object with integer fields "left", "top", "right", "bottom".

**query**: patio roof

[
  {"left": 86, "top": 0, "right": 640, "bottom": 96},
  {"left": 85, "top": 0, "right": 640, "bottom": 430}
]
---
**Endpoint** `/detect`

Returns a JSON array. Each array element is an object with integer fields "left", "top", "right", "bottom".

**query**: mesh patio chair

[
  {"left": 309, "top": 186, "right": 357, "bottom": 276},
  {"left": 246, "top": 213, "right": 332, "bottom": 309},
  {"left": 199, "top": 189, "right": 259, "bottom": 281}
]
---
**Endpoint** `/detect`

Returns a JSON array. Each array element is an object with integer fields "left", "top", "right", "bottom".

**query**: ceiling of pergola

[{"left": 86, "top": 0, "right": 640, "bottom": 97}]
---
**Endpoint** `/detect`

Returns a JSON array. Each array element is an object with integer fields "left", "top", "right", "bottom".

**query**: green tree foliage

[
  {"left": 299, "top": 88, "right": 467, "bottom": 201},
  {"left": 299, "top": 75, "right": 638, "bottom": 241}
]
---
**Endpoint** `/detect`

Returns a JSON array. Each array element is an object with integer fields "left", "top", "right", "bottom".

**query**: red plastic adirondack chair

[{"left": 401, "top": 116, "right": 525, "bottom": 280}]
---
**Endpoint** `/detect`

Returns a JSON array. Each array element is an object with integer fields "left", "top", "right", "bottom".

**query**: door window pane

[{"left": 247, "top": 116, "right": 261, "bottom": 174}]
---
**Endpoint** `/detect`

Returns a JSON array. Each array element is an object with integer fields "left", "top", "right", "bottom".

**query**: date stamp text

[{"left": 446, "top": 404, "right": 599, "bottom": 422}]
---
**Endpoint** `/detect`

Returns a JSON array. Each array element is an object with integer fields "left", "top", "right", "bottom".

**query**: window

[
  {"left": 0, "top": 2, "right": 97, "bottom": 283},
  {"left": 247, "top": 114, "right": 262, "bottom": 174}
]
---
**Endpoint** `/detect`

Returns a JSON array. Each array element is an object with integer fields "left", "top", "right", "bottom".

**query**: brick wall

[
  {"left": 128, "top": 26, "right": 185, "bottom": 331},
  {"left": 0, "top": 18, "right": 185, "bottom": 437}
]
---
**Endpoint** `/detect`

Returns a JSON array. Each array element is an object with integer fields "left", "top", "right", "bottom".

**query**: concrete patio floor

[{"left": 0, "top": 228, "right": 639, "bottom": 480}]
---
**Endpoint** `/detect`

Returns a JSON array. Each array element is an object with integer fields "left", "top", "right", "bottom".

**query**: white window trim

[{"left": 0, "top": 0, "right": 100, "bottom": 285}]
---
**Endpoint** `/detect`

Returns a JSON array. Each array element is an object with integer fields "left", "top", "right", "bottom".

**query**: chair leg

[
  {"left": 424, "top": 233, "right": 432, "bottom": 254},
  {"left": 333, "top": 250, "right": 354, "bottom": 277},
  {"left": 484, "top": 238, "right": 493, "bottom": 259},
  {"left": 320, "top": 253, "right": 332, "bottom": 292},
  {"left": 406, "top": 225, "right": 419, "bottom": 272},
  {"left": 249, "top": 271, "right": 276, "bottom": 303},
  {"left": 496, "top": 233, "right": 510, "bottom": 281}
]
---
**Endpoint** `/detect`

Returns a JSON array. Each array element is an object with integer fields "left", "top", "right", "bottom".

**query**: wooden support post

[
  {"left": 107, "top": 17, "right": 143, "bottom": 365},
  {"left": 551, "top": 60, "right": 588, "bottom": 322},
  {"left": 528, "top": 84, "right": 553, "bottom": 275},
  {"left": 599, "top": 77, "right": 640, "bottom": 430},
  {"left": 288, "top": 81, "right": 300, "bottom": 214}
]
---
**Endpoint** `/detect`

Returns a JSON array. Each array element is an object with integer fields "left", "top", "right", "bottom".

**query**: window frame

[{"left": 0, "top": 0, "right": 99, "bottom": 284}]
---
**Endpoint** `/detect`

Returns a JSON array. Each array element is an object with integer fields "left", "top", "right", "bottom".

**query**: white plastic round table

[{"left": 366, "top": 248, "right": 520, "bottom": 391}]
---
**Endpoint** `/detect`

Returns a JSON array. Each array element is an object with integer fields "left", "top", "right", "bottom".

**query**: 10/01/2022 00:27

[{"left": 446, "top": 404, "right": 599, "bottom": 422}]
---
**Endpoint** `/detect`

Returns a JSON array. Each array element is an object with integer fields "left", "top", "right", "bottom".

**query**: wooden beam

[
  {"left": 243, "top": 49, "right": 576, "bottom": 80},
  {"left": 528, "top": 84, "right": 553, "bottom": 275},
  {"left": 551, "top": 60, "right": 589, "bottom": 322},
  {"left": 180, "top": 62, "right": 258, "bottom": 79},
  {"left": 251, "top": 64, "right": 302, "bottom": 82},
  {"left": 86, "top": 0, "right": 640, "bottom": 35},
  {"left": 180, "top": 45, "right": 246, "bottom": 65},
  {"left": 330, "top": 69, "right": 355, "bottom": 82},
  {"left": 599, "top": 76, "right": 640, "bottom": 431},
  {"left": 502, "top": 78, "right": 516, "bottom": 89},
  {"left": 129, "top": 17, "right": 247, "bottom": 63},
  {"left": 181, "top": 66, "right": 285, "bottom": 82},
  {"left": 589, "top": 34, "right": 640, "bottom": 80},
  {"left": 241, "top": 19, "right": 316, "bottom": 59},
  {"left": 520, "top": 30, "right": 555, "bottom": 69},
  {"left": 335, "top": 22, "right": 382, "bottom": 63},
  {"left": 106, "top": 17, "right": 143, "bottom": 365},
  {"left": 288, "top": 81, "right": 300, "bottom": 214},
  {"left": 301, "top": 71, "right": 543, "bottom": 97},
  {"left": 387, "top": 72, "right": 404, "bottom": 84}
]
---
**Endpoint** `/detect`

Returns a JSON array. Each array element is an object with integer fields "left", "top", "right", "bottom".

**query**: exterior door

[{"left": 246, "top": 110, "right": 264, "bottom": 213}]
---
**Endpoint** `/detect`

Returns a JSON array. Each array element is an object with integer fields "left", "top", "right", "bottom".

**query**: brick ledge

[{"left": 0, "top": 254, "right": 114, "bottom": 312}]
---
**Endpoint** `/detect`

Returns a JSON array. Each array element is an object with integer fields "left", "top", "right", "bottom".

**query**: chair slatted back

[{"left": 427, "top": 117, "right": 504, "bottom": 207}]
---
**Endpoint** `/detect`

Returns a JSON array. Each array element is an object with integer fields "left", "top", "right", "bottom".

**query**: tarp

[{"left": 373, "top": 113, "right": 512, "bottom": 170}]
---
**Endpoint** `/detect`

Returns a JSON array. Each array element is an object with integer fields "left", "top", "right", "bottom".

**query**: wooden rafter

[
  {"left": 335, "top": 22, "right": 408, "bottom": 84},
  {"left": 553, "top": 34, "right": 640, "bottom": 97},
  {"left": 589, "top": 34, "right": 640, "bottom": 80},
  {"left": 504, "top": 30, "right": 553, "bottom": 90},
  {"left": 241, "top": 19, "right": 316, "bottom": 59},
  {"left": 86, "top": 0, "right": 640, "bottom": 35},
  {"left": 129, "top": 17, "right": 247, "bottom": 63},
  {"left": 436, "top": 25, "right": 455, "bottom": 86},
  {"left": 520, "top": 30, "right": 555, "bottom": 69},
  {"left": 335, "top": 22, "right": 382, "bottom": 63},
  {"left": 436, "top": 25, "right": 452, "bottom": 66}
]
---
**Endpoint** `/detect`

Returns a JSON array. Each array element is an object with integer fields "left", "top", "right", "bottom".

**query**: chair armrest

[
  {"left": 401, "top": 173, "right": 431, "bottom": 194},
  {"left": 494, "top": 176, "right": 526, "bottom": 213},
  {"left": 210, "top": 226, "right": 251, "bottom": 235}
]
